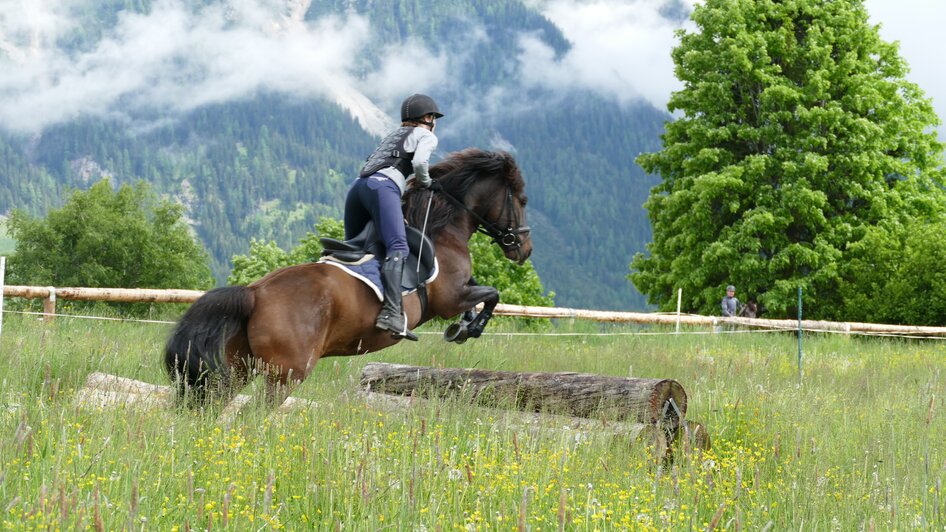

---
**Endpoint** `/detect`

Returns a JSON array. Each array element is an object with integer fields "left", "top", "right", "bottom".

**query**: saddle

[{"left": 319, "top": 222, "right": 437, "bottom": 293}]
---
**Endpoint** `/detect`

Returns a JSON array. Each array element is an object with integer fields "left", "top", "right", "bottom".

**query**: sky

[
  {"left": 526, "top": 0, "right": 946, "bottom": 129},
  {"left": 0, "top": 0, "right": 943, "bottom": 136},
  {"left": 864, "top": 0, "right": 946, "bottom": 131}
]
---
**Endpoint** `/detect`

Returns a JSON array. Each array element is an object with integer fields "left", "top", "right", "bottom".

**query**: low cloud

[
  {"left": 0, "top": 0, "right": 448, "bottom": 135},
  {"left": 519, "top": 0, "right": 695, "bottom": 110},
  {"left": 0, "top": 0, "right": 694, "bottom": 136},
  {"left": 361, "top": 39, "right": 450, "bottom": 110},
  {"left": 5, "top": 0, "right": 938, "bottom": 142},
  {"left": 519, "top": 0, "right": 944, "bottom": 132}
]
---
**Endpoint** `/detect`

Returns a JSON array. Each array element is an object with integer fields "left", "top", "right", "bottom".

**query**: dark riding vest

[{"left": 360, "top": 126, "right": 415, "bottom": 178}]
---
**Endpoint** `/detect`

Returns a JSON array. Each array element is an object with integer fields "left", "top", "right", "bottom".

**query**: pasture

[{"left": 1, "top": 312, "right": 944, "bottom": 530}]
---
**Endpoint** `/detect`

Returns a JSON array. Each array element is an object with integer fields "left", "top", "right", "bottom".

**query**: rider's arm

[{"left": 409, "top": 130, "right": 439, "bottom": 187}]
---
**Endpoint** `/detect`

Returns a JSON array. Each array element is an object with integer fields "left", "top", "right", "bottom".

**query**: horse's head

[
  {"left": 474, "top": 151, "right": 532, "bottom": 265},
  {"left": 408, "top": 149, "right": 532, "bottom": 264}
]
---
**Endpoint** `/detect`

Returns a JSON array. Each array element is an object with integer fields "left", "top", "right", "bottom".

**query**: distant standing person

[{"left": 721, "top": 285, "right": 740, "bottom": 317}]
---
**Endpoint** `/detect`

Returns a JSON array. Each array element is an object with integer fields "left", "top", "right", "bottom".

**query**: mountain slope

[{"left": 0, "top": 0, "right": 673, "bottom": 310}]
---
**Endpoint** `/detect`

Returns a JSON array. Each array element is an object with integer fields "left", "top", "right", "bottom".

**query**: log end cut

[{"left": 647, "top": 379, "right": 688, "bottom": 429}]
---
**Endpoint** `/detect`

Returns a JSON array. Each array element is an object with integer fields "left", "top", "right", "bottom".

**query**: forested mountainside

[
  {"left": 0, "top": 0, "right": 672, "bottom": 310},
  {"left": 0, "top": 97, "right": 374, "bottom": 275}
]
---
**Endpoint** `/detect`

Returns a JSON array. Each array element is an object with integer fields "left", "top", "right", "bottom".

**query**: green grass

[{"left": 0, "top": 314, "right": 944, "bottom": 529}]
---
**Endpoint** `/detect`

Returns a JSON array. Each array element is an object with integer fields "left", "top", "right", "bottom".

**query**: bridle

[{"left": 435, "top": 184, "right": 531, "bottom": 261}]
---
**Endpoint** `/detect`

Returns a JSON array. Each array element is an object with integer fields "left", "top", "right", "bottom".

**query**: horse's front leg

[
  {"left": 465, "top": 290, "right": 499, "bottom": 339},
  {"left": 445, "top": 280, "right": 499, "bottom": 343}
]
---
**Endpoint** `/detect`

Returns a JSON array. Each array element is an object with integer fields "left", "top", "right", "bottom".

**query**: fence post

[
  {"left": 44, "top": 286, "right": 56, "bottom": 323},
  {"left": 0, "top": 256, "right": 5, "bottom": 339},
  {"left": 797, "top": 287, "right": 803, "bottom": 381},
  {"left": 675, "top": 288, "right": 682, "bottom": 334}
]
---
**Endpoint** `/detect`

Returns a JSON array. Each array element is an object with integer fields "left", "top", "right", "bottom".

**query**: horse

[{"left": 164, "top": 148, "right": 533, "bottom": 408}]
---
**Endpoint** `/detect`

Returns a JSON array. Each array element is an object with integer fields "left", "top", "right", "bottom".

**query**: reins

[{"left": 432, "top": 184, "right": 531, "bottom": 259}]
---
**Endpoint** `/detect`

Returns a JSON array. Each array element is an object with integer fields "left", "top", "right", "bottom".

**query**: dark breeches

[{"left": 344, "top": 174, "right": 409, "bottom": 256}]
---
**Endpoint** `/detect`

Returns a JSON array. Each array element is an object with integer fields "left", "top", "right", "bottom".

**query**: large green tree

[
  {"left": 7, "top": 179, "right": 214, "bottom": 297},
  {"left": 630, "top": 0, "right": 946, "bottom": 321}
]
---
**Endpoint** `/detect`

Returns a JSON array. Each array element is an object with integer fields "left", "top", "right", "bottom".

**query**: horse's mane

[{"left": 403, "top": 148, "right": 525, "bottom": 237}]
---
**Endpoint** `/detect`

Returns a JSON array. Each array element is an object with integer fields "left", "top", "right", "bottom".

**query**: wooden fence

[{"left": 3, "top": 284, "right": 946, "bottom": 337}]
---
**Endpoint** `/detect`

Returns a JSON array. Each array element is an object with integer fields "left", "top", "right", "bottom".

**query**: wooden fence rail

[
  {"left": 4, "top": 284, "right": 946, "bottom": 337},
  {"left": 2, "top": 285, "right": 204, "bottom": 303}
]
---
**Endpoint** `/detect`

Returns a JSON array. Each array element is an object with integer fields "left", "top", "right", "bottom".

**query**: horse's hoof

[{"left": 444, "top": 322, "right": 469, "bottom": 344}]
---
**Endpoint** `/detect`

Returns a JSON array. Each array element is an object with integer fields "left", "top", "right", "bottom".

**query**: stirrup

[
  {"left": 376, "top": 311, "right": 418, "bottom": 341},
  {"left": 392, "top": 329, "right": 419, "bottom": 342}
]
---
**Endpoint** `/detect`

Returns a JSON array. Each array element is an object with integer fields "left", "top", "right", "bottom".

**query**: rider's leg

[
  {"left": 364, "top": 176, "right": 415, "bottom": 340},
  {"left": 344, "top": 178, "right": 372, "bottom": 240},
  {"left": 376, "top": 250, "right": 417, "bottom": 340}
]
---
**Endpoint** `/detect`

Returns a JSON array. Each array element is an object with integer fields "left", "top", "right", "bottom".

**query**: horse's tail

[{"left": 164, "top": 286, "right": 255, "bottom": 403}]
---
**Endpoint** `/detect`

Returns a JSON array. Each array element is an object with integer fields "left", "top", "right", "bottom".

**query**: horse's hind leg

[
  {"left": 249, "top": 333, "right": 326, "bottom": 412},
  {"left": 217, "top": 357, "right": 299, "bottom": 424},
  {"left": 263, "top": 369, "right": 303, "bottom": 410},
  {"left": 216, "top": 335, "right": 259, "bottom": 424}
]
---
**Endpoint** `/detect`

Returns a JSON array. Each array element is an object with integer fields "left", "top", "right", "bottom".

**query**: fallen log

[
  {"left": 360, "top": 363, "right": 688, "bottom": 429},
  {"left": 75, "top": 372, "right": 694, "bottom": 458},
  {"left": 75, "top": 372, "right": 314, "bottom": 413},
  {"left": 356, "top": 390, "right": 673, "bottom": 459}
]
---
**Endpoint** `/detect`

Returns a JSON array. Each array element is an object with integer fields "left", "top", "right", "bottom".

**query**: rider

[{"left": 344, "top": 93, "right": 443, "bottom": 341}]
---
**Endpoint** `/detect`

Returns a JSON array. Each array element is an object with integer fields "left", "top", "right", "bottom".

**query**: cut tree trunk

[
  {"left": 74, "top": 372, "right": 701, "bottom": 458},
  {"left": 357, "top": 390, "right": 673, "bottom": 460},
  {"left": 360, "top": 363, "right": 688, "bottom": 429}
]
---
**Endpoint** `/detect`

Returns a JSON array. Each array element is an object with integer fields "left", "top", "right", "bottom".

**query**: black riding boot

[{"left": 375, "top": 251, "right": 418, "bottom": 341}]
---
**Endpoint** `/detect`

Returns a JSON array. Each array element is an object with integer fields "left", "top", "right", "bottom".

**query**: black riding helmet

[{"left": 401, "top": 93, "right": 444, "bottom": 121}]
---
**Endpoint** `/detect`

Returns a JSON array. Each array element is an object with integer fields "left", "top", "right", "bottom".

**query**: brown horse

[{"left": 164, "top": 148, "right": 532, "bottom": 407}]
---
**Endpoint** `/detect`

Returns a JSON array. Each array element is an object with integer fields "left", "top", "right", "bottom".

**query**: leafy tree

[
  {"left": 228, "top": 217, "right": 343, "bottom": 285},
  {"left": 226, "top": 239, "right": 294, "bottom": 286},
  {"left": 230, "top": 218, "right": 554, "bottom": 306},
  {"left": 468, "top": 233, "right": 554, "bottom": 306},
  {"left": 630, "top": 0, "right": 946, "bottom": 320},
  {"left": 7, "top": 178, "right": 214, "bottom": 313},
  {"left": 879, "top": 221, "right": 946, "bottom": 325}
]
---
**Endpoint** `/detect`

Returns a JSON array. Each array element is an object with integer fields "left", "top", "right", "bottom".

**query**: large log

[
  {"left": 75, "top": 372, "right": 313, "bottom": 413},
  {"left": 73, "top": 373, "right": 681, "bottom": 459},
  {"left": 360, "top": 363, "right": 688, "bottom": 429},
  {"left": 357, "top": 390, "right": 674, "bottom": 459}
]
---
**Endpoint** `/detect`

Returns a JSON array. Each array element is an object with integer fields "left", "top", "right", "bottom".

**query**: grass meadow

[{"left": 0, "top": 310, "right": 944, "bottom": 530}]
